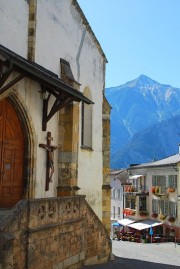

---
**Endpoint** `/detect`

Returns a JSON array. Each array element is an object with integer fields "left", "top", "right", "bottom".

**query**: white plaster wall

[
  {"left": 35, "top": 0, "right": 105, "bottom": 218},
  {"left": 0, "top": 0, "right": 105, "bottom": 217},
  {"left": 0, "top": 0, "right": 28, "bottom": 57}
]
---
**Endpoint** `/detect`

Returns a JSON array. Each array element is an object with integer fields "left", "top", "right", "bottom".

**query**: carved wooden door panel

[{"left": 0, "top": 99, "right": 24, "bottom": 208}]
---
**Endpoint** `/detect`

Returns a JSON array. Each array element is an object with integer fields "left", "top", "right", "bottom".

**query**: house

[
  {"left": 0, "top": 0, "right": 111, "bottom": 268},
  {"left": 127, "top": 152, "right": 180, "bottom": 240},
  {"left": 110, "top": 169, "right": 128, "bottom": 236}
]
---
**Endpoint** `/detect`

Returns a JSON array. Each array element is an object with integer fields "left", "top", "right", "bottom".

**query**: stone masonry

[{"left": 0, "top": 197, "right": 111, "bottom": 269}]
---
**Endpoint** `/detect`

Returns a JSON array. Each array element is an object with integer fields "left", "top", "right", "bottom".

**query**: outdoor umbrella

[
  {"left": 112, "top": 222, "right": 121, "bottom": 226},
  {"left": 149, "top": 226, "right": 153, "bottom": 243}
]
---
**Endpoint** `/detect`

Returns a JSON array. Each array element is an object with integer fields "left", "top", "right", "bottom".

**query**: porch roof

[{"left": 0, "top": 44, "right": 93, "bottom": 130}]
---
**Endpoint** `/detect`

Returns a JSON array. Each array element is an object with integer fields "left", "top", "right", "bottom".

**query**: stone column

[
  {"left": 102, "top": 95, "right": 111, "bottom": 235},
  {"left": 28, "top": 0, "right": 37, "bottom": 61},
  {"left": 57, "top": 60, "right": 80, "bottom": 196},
  {"left": 57, "top": 102, "right": 80, "bottom": 196}
]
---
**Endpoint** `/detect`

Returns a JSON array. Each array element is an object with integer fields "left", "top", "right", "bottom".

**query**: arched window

[{"left": 81, "top": 87, "right": 92, "bottom": 149}]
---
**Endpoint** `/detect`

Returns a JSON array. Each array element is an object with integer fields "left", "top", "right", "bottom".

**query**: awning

[
  {"left": 127, "top": 219, "right": 162, "bottom": 230},
  {"left": 118, "top": 218, "right": 135, "bottom": 226}
]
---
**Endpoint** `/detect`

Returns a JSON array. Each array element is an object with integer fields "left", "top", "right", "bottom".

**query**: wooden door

[{"left": 0, "top": 99, "right": 24, "bottom": 208}]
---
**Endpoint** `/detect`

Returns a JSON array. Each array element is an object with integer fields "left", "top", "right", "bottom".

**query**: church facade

[{"left": 0, "top": 0, "right": 111, "bottom": 268}]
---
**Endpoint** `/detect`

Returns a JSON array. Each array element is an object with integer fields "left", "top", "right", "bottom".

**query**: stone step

[
  {"left": 0, "top": 209, "right": 12, "bottom": 216},
  {"left": 0, "top": 209, "right": 12, "bottom": 226}
]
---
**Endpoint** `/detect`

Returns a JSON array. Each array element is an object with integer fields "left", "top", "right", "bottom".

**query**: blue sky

[{"left": 77, "top": 0, "right": 180, "bottom": 88}]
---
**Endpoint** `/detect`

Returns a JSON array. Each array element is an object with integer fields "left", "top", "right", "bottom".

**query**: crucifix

[{"left": 39, "top": 132, "right": 58, "bottom": 191}]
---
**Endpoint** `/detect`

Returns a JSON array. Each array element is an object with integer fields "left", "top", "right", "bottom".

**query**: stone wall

[{"left": 0, "top": 197, "right": 111, "bottom": 269}]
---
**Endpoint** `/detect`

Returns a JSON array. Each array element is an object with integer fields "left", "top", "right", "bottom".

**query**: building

[
  {"left": 0, "top": 1, "right": 111, "bottom": 268},
  {"left": 110, "top": 169, "right": 128, "bottom": 236},
  {"left": 127, "top": 153, "right": 180, "bottom": 240}
]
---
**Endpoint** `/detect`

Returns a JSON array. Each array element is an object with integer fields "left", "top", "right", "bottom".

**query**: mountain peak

[
  {"left": 137, "top": 74, "right": 158, "bottom": 84},
  {"left": 125, "top": 74, "right": 159, "bottom": 89}
]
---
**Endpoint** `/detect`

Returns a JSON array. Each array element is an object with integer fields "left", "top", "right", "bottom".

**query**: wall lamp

[{"left": 39, "top": 88, "right": 48, "bottom": 100}]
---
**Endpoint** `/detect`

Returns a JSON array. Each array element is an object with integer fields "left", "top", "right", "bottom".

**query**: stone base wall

[{"left": 0, "top": 197, "right": 111, "bottom": 269}]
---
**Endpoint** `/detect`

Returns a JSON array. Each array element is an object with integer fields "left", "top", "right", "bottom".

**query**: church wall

[
  {"left": 0, "top": 0, "right": 108, "bottom": 220},
  {"left": 0, "top": 0, "right": 29, "bottom": 57},
  {"left": 35, "top": 0, "right": 105, "bottom": 219},
  {"left": 20, "top": 79, "right": 59, "bottom": 198},
  {"left": 0, "top": 0, "right": 61, "bottom": 197}
]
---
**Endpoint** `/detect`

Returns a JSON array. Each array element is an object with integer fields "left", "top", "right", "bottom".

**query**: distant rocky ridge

[{"left": 105, "top": 75, "right": 180, "bottom": 169}]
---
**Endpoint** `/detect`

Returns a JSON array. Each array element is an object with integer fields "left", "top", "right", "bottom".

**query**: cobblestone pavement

[{"left": 83, "top": 240, "right": 180, "bottom": 269}]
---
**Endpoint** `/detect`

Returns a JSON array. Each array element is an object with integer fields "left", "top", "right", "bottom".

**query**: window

[
  {"left": 112, "top": 188, "right": 116, "bottom": 198},
  {"left": 160, "top": 200, "right": 169, "bottom": 215},
  {"left": 125, "top": 196, "right": 135, "bottom": 209},
  {"left": 139, "top": 196, "right": 146, "bottom": 211},
  {"left": 113, "top": 206, "right": 115, "bottom": 219},
  {"left": 168, "top": 175, "right": 177, "bottom": 188},
  {"left": 152, "top": 175, "right": 166, "bottom": 192},
  {"left": 118, "top": 207, "right": 121, "bottom": 217},
  {"left": 169, "top": 201, "right": 176, "bottom": 217},
  {"left": 117, "top": 189, "right": 121, "bottom": 200},
  {"left": 81, "top": 88, "right": 92, "bottom": 149},
  {"left": 152, "top": 199, "right": 158, "bottom": 213},
  {"left": 156, "top": 200, "right": 176, "bottom": 216}
]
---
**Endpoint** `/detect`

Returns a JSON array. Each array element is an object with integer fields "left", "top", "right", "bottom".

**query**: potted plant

[
  {"left": 151, "top": 186, "right": 156, "bottom": 194},
  {"left": 155, "top": 186, "right": 159, "bottom": 194},
  {"left": 139, "top": 211, "right": 148, "bottom": 217},
  {"left": 167, "top": 187, "right": 175, "bottom": 193},
  {"left": 168, "top": 216, "right": 176, "bottom": 223},
  {"left": 151, "top": 212, "right": 158, "bottom": 218},
  {"left": 141, "top": 234, "right": 146, "bottom": 243},
  {"left": 159, "top": 214, "right": 166, "bottom": 221}
]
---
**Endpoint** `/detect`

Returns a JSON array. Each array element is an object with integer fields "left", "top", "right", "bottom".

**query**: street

[{"left": 83, "top": 240, "right": 180, "bottom": 268}]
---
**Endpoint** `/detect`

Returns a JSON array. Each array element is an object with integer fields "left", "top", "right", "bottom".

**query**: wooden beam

[{"left": 0, "top": 74, "right": 24, "bottom": 94}]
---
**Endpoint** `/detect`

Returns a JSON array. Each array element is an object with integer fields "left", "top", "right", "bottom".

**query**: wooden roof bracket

[
  {"left": 41, "top": 86, "right": 76, "bottom": 131},
  {"left": 0, "top": 59, "right": 24, "bottom": 95}
]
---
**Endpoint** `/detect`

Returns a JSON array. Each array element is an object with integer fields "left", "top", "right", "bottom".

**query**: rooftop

[{"left": 129, "top": 153, "right": 180, "bottom": 169}]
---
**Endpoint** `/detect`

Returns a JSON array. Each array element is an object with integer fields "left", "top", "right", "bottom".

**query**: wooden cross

[{"left": 39, "top": 132, "right": 58, "bottom": 191}]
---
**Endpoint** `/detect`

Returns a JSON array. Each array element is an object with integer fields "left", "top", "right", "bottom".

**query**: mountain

[{"left": 105, "top": 75, "right": 180, "bottom": 168}]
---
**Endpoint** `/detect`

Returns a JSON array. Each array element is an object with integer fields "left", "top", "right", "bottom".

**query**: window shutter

[
  {"left": 152, "top": 176, "right": 156, "bottom": 186},
  {"left": 164, "top": 200, "right": 168, "bottom": 215}
]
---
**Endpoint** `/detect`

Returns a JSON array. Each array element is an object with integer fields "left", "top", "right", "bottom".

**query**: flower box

[
  {"left": 123, "top": 208, "right": 136, "bottom": 216},
  {"left": 151, "top": 213, "right": 158, "bottom": 218},
  {"left": 139, "top": 211, "right": 148, "bottom": 217},
  {"left": 159, "top": 214, "right": 166, "bottom": 220},
  {"left": 167, "top": 187, "right": 175, "bottom": 193},
  {"left": 168, "top": 216, "right": 176, "bottom": 223}
]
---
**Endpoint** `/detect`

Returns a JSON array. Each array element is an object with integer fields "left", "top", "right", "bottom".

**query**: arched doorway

[{"left": 0, "top": 98, "right": 25, "bottom": 208}]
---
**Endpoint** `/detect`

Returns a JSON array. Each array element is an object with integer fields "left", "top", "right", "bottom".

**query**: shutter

[
  {"left": 152, "top": 176, "right": 156, "bottom": 186},
  {"left": 164, "top": 200, "right": 168, "bottom": 215},
  {"left": 152, "top": 199, "right": 155, "bottom": 212}
]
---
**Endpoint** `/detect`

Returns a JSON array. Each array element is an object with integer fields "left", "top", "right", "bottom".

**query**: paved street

[{"left": 83, "top": 240, "right": 180, "bottom": 268}]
